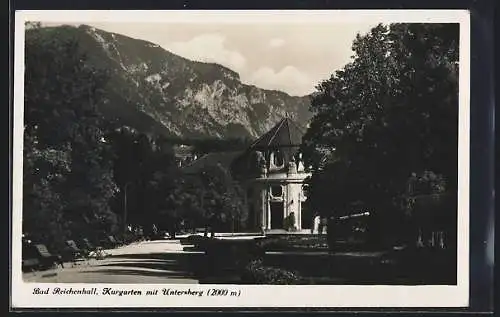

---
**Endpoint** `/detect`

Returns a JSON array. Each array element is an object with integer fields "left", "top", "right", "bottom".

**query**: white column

[
  {"left": 284, "top": 183, "right": 288, "bottom": 220},
  {"left": 297, "top": 185, "right": 302, "bottom": 230},
  {"left": 266, "top": 189, "right": 271, "bottom": 230},
  {"left": 260, "top": 186, "right": 266, "bottom": 230}
]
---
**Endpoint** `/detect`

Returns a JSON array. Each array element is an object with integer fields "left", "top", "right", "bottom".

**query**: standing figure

[
  {"left": 313, "top": 215, "right": 321, "bottom": 234},
  {"left": 327, "top": 216, "right": 337, "bottom": 253},
  {"left": 255, "top": 151, "right": 267, "bottom": 177},
  {"left": 320, "top": 217, "right": 328, "bottom": 234},
  {"left": 152, "top": 223, "right": 158, "bottom": 239}
]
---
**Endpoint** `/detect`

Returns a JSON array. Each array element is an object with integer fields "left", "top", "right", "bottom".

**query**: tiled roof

[
  {"left": 182, "top": 118, "right": 306, "bottom": 179},
  {"left": 182, "top": 151, "right": 243, "bottom": 174},
  {"left": 248, "top": 117, "right": 305, "bottom": 150},
  {"left": 173, "top": 145, "right": 195, "bottom": 157}
]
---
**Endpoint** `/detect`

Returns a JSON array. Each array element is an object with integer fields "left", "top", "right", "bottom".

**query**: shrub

[
  {"left": 186, "top": 234, "right": 206, "bottom": 243},
  {"left": 204, "top": 239, "right": 264, "bottom": 260},
  {"left": 256, "top": 236, "right": 328, "bottom": 251},
  {"left": 283, "top": 213, "right": 296, "bottom": 231},
  {"left": 191, "top": 239, "right": 264, "bottom": 277},
  {"left": 186, "top": 235, "right": 210, "bottom": 249},
  {"left": 241, "top": 260, "right": 302, "bottom": 284},
  {"left": 115, "top": 232, "right": 128, "bottom": 244}
]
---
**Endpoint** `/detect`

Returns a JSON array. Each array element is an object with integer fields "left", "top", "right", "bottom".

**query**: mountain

[{"left": 30, "top": 24, "right": 313, "bottom": 139}]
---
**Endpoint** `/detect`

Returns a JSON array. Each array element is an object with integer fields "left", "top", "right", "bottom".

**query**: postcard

[{"left": 12, "top": 9, "right": 470, "bottom": 309}]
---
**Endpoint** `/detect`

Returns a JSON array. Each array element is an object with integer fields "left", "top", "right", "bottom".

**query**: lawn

[
  {"left": 255, "top": 234, "right": 374, "bottom": 252},
  {"left": 180, "top": 234, "right": 457, "bottom": 285},
  {"left": 256, "top": 235, "right": 329, "bottom": 251}
]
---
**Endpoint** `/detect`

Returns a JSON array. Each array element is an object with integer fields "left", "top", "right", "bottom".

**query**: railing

[{"left": 337, "top": 211, "right": 370, "bottom": 221}]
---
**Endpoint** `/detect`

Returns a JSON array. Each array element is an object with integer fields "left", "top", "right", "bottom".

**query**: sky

[{"left": 43, "top": 21, "right": 376, "bottom": 96}]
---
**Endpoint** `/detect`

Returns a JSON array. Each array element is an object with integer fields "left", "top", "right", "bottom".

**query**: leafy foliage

[
  {"left": 302, "top": 23, "right": 459, "bottom": 246},
  {"left": 165, "top": 164, "right": 248, "bottom": 235},
  {"left": 105, "top": 126, "right": 179, "bottom": 232},
  {"left": 242, "top": 260, "right": 302, "bottom": 284},
  {"left": 23, "top": 24, "right": 248, "bottom": 250},
  {"left": 23, "top": 24, "right": 119, "bottom": 250}
]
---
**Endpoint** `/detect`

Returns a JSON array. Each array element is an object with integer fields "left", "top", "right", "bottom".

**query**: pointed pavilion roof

[{"left": 248, "top": 117, "right": 306, "bottom": 151}]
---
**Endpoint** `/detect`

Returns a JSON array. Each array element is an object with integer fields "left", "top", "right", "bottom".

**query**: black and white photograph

[{"left": 12, "top": 10, "right": 470, "bottom": 308}]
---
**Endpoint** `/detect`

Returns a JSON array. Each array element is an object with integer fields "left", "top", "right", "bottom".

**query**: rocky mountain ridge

[{"left": 32, "top": 24, "right": 313, "bottom": 139}]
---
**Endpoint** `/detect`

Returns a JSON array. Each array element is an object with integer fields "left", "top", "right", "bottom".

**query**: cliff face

[{"left": 30, "top": 25, "right": 313, "bottom": 139}]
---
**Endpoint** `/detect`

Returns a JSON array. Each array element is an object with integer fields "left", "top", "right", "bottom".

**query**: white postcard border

[{"left": 11, "top": 9, "right": 470, "bottom": 308}]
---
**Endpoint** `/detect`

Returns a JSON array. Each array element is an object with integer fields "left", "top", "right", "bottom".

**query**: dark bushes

[
  {"left": 185, "top": 235, "right": 211, "bottom": 250},
  {"left": 256, "top": 235, "right": 328, "bottom": 251},
  {"left": 204, "top": 239, "right": 264, "bottom": 268},
  {"left": 187, "top": 238, "right": 265, "bottom": 280},
  {"left": 186, "top": 234, "right": 208, "bottom": 244},
  {"left": 241, "top": 260, "right": 302, "bottom": 284}
]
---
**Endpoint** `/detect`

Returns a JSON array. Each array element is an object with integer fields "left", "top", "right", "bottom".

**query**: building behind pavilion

[{"left": 184, "top": 117, "right": 313, "bottom": 233}]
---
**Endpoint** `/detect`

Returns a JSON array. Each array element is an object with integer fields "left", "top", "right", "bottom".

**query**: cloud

[
  {"left": 268, "top": 38, "right": 285, "bottom": 48},
  {"left": 167, "top": 33, "right": 247, "bottom": 71},
  {"left": 165, "top": 34, "right": 312, "bottom": 95},
  {"left": 246, "top": 66, "right": 314, "bottom": 96}
]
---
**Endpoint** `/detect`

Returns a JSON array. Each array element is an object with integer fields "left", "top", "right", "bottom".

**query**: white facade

[
  {"left": 230, "top": 117, "right": 313, "bottom": 233},
  {"left": 245, "top": 156, "right": 311, "bottom": 232}
]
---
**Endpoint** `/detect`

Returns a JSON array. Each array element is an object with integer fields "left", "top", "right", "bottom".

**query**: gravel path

[{"left": 23, "top": 240, "right": 202, "bottom": 284}]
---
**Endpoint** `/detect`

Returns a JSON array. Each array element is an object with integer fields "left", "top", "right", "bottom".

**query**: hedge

[{"left": 241, "top": 260, "right": 302, "bottom": 284}]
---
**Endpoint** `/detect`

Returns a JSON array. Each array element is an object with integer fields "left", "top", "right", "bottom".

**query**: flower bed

[
  {"left": 257, "top": 235, "right": 329, "bottom": 251},
  {"left": 257, "top": 235, "right": 375, "bottom": 252},
  {"left": 184, "top": 235, "right": 210, "bottom": 248},
  {"left": 241, "top": 260, "right": 303, "bottom": 284}
]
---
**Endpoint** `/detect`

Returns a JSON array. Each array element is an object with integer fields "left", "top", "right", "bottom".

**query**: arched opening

[
  {"left": 271, "top": 185, "right": 283, "bottom": 198},
  {"left": 274, "top": 150, "right": 284, "bottom": 167}
]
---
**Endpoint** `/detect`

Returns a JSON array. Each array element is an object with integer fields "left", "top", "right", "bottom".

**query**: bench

[
  {"left": 99, "top": 236, "right": 115, "bottom": 249},
  {"left": 63, "top": 240, "right": 87, "bottom": 266},
  {"left": 33, "top": 244, "right": 63, "bottom": 269},
  {"left": 81, "top": 238, "right": 95, "bottom": 251},
  {"left": 108, "top": 235, "right": 124, "bottom": 247},
  {"left": 22, "top": 258, "right": 40, "bottom": 272},
  {"left": 82, "top": 238, "right": 108, "bottom": 259},
  {"left": 66, "top": 240, "right": 85, "bottom": 254}
]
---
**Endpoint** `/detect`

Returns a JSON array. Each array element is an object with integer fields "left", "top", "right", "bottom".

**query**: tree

[
  {"left": 105, "top": 125, "right": 180, "bottom": 235},
  {"left": 24, "top": 24, "right": 119, "bottom": 250},
  {"left": 302, "top": 23, "right": 459, "bottom": 246},
  {"left": 197, "top": 164, "right": 247, "bottom": 235},
  {"left": 401, "top": 171, "right": 456, "bottom": 248},
  {"left": 23, "top": 131, "right": 70, "bottom": 251},
  {"left": 162, "top": 164, "right": 247, "bottom": 237}
]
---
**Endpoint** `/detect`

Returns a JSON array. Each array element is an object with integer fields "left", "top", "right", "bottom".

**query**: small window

[
  {"left": 274, "top": 151, "right": 284, "bottom": 167},
  {"left": 302, "top": 185, "right": 309, "bottom": 197},
  {"left": 271, "top": 185, "right": 283, "bottom": 198}
]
